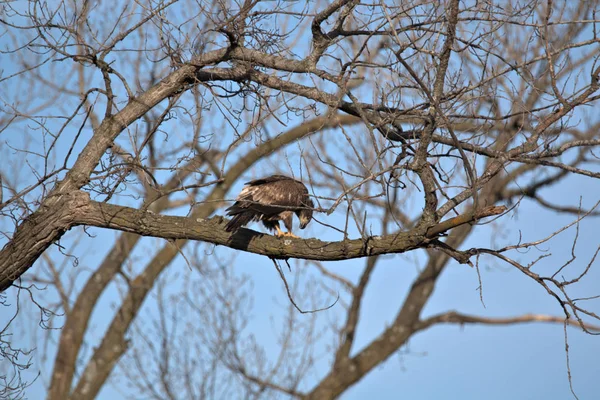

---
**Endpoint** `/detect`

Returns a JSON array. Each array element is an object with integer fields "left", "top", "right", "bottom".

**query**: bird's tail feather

[{"left": 225, "top": 212, "right": 253, "bottom": 232}]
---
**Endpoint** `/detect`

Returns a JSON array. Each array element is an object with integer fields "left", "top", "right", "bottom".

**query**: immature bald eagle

[{"left": 225, "top": 175, "right": 314, "bottom": 238}]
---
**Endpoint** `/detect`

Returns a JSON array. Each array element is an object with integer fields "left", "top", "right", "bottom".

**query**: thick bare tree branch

[
  {"left": 1, "top": 1, "right": 599, "bottom": 399},
  {"left": 65, "top": 197, "right": 505, "bottom": 262}
]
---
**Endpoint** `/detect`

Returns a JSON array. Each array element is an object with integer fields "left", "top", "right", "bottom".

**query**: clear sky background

[{"left": 1, "top": 1, "right": 599, "bottom": 399}]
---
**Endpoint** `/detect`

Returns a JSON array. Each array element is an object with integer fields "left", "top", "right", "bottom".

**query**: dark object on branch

[{"left": 225, "top": 175, "right": 314, "bottom": 238}]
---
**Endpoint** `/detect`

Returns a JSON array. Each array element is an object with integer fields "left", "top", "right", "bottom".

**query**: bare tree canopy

[{"left": 1, "top": 0, "right": 599, "bottom": 399}]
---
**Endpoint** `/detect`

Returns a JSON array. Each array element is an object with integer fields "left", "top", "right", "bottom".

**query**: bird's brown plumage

[{"left": 225, "top": 175, "right": 314, "bottom": 237}]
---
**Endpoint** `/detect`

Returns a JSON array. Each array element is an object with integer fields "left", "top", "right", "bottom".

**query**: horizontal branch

[
  {"left": 414, "top": 311, "right": 600, "bottom": 333},
  {"left": 72, "top": 195, "right": 503, "bottom": 262},
  {"left": 77, "top": 197, "right": 424, "bottom": 260},
  {"left": 0, "top": 188, "right": 504, "bottom": 291}
]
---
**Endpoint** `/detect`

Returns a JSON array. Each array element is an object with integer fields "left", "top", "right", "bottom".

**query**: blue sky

[{"left": 1, "top": 1, "right": 600, "bottom": 399}]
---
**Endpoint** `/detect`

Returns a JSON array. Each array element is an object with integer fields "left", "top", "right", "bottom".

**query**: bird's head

[{"left": 297, "top": 198, "right": 314, "bottom": 229}]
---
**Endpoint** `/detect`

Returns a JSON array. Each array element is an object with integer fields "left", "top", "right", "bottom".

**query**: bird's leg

[
  {"left": 274, "top": 225, "right": 299, "bottom": 239},
  {"left": 284, "top": 231, "right": 300, "bottom": 239},
  {"left": 274, "top": 225, "right": 286, "bottom": 238}
]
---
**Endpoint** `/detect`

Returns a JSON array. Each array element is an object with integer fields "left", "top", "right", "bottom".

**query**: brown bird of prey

[{"left": 225, "top": 175, "right": 314, "bottom": 238}]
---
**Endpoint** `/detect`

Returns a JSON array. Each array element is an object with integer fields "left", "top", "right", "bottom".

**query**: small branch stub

[{"left": 426, "top": 205, "right": 507, "bottom": 238}]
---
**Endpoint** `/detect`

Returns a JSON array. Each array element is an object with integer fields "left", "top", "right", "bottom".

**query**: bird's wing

[
  {"left": 226, "top": 175, "right": 311, "bottom": 217},
  {"left": 238, "top": 178, "right": 307, "bottom": 214},
  {"left": 244, "top": 174, "right": 290, "bottom": 186}
]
